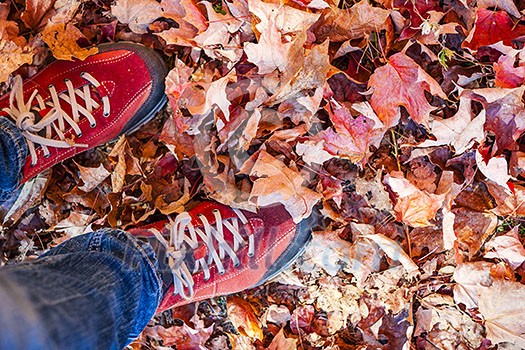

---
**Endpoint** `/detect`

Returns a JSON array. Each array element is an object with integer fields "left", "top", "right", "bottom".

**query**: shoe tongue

[{"left": 181, "top": 242, "right": 196, "bottom": 272}]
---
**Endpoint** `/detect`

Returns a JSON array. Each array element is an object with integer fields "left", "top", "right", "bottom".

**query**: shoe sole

[
  {"left": 256, "top": 210, "right": 319, "bottom": 286},
  {"left": 97, "top": 42, "right": 168, "bottom": 137}
]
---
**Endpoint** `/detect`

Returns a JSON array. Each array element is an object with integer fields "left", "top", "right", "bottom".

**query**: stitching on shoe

[
  {"left": 19, "top": 52, "right": 134, "bottom": 97},
  {"left": 188, "top": 225, "right": 295, "bottom": 301},
  {"left": 23, "top": 81, "right": 153, "bottom": 179}
]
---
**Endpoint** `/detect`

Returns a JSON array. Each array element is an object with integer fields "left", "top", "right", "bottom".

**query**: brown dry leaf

[
  {"left": 0, "top": 40, "right": 34, "bottom": 83},
  {"left": 312, "top": 0, "right": 391, "bottom": 42},
  {"left": 268, "top": 328, "right": 297, "bottom": 350},
  {"left": 76, "top": 163, "right": 111, "bottom": 193},
  {"left": 368, "top": 52, "right": 447, "bottom": 128},
  {"left": 227, "top": 296, "right": 264, "bottom": 340},
  {"left": 487, "top": 181, "right": 525, "bottom": 216},
  {"left": 0, "top": 4, "right": 25, "bottom": 45},
  {"left": 463, "top": 86, "right": 525, "bottom": 155},
  {"left": 111, "top": 0, "right": 162, "bottom": 34},
  {"left": 453, "top": 207, "right": 498, "bottom": 258},
  {"left": 265, "top": 40, "right": 330, "bottom": 106},
  {"left": 3, "top": 173, "right": 49, "bottom": 226},
  {"left": 484, "top": 227, "right": 525, "bottom": 270},
  {"left": 193, "top": 1, "right": 245, "bottom": 62},
  {"left": 249, "top": 150, "right": 322, "bottom": 223},
  {"left": 415, "top": 294, "right": 484, "bottom": 349},
  {"left": 54, "top": 211, "right": 96, "bottom": 238},
  {"left": 143, "top": 322, "right": 213, "bottom": 348},
  {"left": 384, "top": 173, "right": 445, "bottom": 227},
  {"left": 41, "top": 22, "right": 98, "bottom": 61},
  {"left": 21, "top": 0, "right": 57, "bottom": 30}
]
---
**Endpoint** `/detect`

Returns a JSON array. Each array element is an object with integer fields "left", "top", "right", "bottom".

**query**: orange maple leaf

[{"left": 368, "top": 52, "right": 446, "bottom": 128}]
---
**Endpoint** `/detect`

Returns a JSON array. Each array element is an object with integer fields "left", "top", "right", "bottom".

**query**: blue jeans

[
  {"left": 0, "top": 117, "right": 27, "bottom": 201},
  {"left": 0, "top": 229, "right": 162, "bottom": 349}
]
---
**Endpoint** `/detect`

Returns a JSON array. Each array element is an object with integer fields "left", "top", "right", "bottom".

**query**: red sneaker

[
  {"left": 128, "top": 201, "right": 314, "bottom": 312},
  {"left": 0, "top": 42, "right": 167, "bottom": 184}
]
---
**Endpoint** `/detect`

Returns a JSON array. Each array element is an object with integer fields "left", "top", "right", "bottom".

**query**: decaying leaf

[
  {"left": 312, "top": 0, "right": 391, "bottom": 42},
  {"left": 41, "top": 22, "right": 98, "bottom": 61},
  {"left": 384, "top": 173, "right": 445, "bottom": 227},
  {"left": 227, "top": 296, "right": 263, "bottom": 340},
  {"left": 418, "top": 97, "right": 485, "bottom": 154},
  {"left": 21, "top": 0, "right": 57, "bottom": 30},
  {"left": 0, "top": 40, "right": 34, "bottom": 83},
  {"left": 249, "top": 151, "right": 322, "bottom": 223},
  {"left": 111, "top": 0, "right": 162, "bottom": 34}
]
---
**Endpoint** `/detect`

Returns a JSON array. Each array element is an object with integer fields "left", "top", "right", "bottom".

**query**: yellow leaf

[
  {"left": 0, "top": 40, "right": 34, "bottom": 83},
  {"left": 226, "top": 296, "right": 264, "bottom": 340},
  {"left": 41, "top": 22, "right": 98, "bottom": 61}
]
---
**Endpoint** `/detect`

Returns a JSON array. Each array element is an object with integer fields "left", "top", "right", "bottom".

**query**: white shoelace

[
  {"left": 2, "top": 74, "right": 111, "bottom": 166},
  {"left": 151, "top": 208, "right": 254, "bottom": 299}
]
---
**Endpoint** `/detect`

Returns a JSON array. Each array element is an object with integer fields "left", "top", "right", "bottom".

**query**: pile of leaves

[{"left": 3, "top": 0, "right": 525, "bottom": 348}]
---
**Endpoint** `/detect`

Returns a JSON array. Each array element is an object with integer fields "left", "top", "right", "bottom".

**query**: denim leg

[
  {"left": 0, "top": 229, "right": 162, "bottom": 350},
  {"left": 0, "top": 116, "right": 27, "bottom": 201}
]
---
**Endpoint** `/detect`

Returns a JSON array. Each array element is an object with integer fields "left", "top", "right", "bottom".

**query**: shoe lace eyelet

[
  {"left": 48, "top": 84, "right": 55, "bottom": 89},
  {"left": 80, "top": 71, "right": 86, "bottom": 77},
  {"left": 234, "top": 262, "right": 240, "bottom": 268},
  {"left": 218, "top": 270, "right": 225, "bottom": 275},
  {"left": 203, "top": 276, "right": 210, "bottom": 281},
  {"left": 90, "top": 123, "right": 96, "bottom": 128},
  {"left": 43, "top": 153, "right": 50, "bottom": 159},
  {"left": 64, "top": 78, "right": 71, "bottom": 83},
  {"left": 247, "top": 252, "right": 254, "bottom": 258},
  {"left": 76, "top": 132, "right": 83, "bottom": 138},
  {"left": 103, "top": 111, "right": 110, "bottom": 118}
]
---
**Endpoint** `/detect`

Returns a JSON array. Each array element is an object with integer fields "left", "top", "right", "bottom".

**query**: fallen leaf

[
  {"left": 452, "top": 207, "right": 498, "bottom": 258},
  {"left": 494, "top": 54, "right": 525, "bottom": 88},
  {"left": 314, "top": 99, "right": 384, "bottom": 164},
  {"left": 487, "top": 182, "right": 525, "bottom": 216},
  {"left": 384, "top": 173, "right": 445, "bottom": 227},
  {"left": 244, "top": 15, "right": 295, "bottom": 74},
  {"left": 249, "top": 150, "right": 322, "bottom": 223},
  {"left": 418, "top": 97, "right": 485, "bottom": 154},
  {"left": 249, "top": 0, "right": 321, "bottom": 36},
  {"left": 268, "top": 328, "right": 297, "bottom": 350},
  {"left": 368, "top": 52, "right": 446, "bottom": 128},
  {"left": 484, "top": 227, "right": 525, "bottom": 270},
  {"left": 21, "top": 0, "right": 57, "bottom": 30},
  {"left": 0, "top": 40, "right": 34, "bottom": 83},
  {"left": 41, "top": 22, "right": 98, "bottom": 61},
  {"left": 463, "top": 86, "right": 525, "bottom": 155},
  {"left": 111, "top": 0, "right": 162, "bottom": 34},
  {"left": 463, "top": 9, "right": 525, "bottom": 51},
  {"left": 76, "top": 163, "right": 111, "bottom": 193},
  {"left": 264, "top": 304, "right": 291, "bottom": 326},
  {"left": 312, "top": 0, "right": 391, "bottom": 42},
  {"left": 478, "top": 280, "right": 525, "bottom": 348},
  {"left": 227, "top": 296, "right": 263, "bottom": 340},
  {"left": 364, "top": 233, "right": 419, "bottom": 274},
  {"left": 453, "top": 262, "right": 494, "bottom": 309},
  {"left": 143, "top": 322, "right": 213, "bottom": 349},
  {"left": 475, "top": 149, "right": 510, "bottom": 189},
  {"left": 478, "top": 0, "right": 521, "bottom": 18}
]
